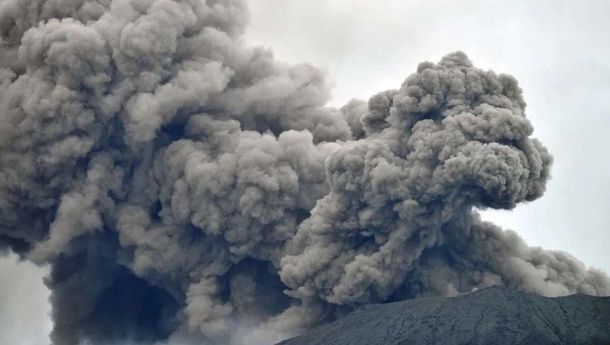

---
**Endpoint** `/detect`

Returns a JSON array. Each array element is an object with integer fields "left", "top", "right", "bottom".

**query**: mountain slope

[{"left": 276, "top": 287, "right": 610, "bottom": 345}]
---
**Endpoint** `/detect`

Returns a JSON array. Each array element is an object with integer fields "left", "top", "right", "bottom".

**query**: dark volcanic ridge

[{"left": 277, "top": 287, "right": 610, "bottom": 345}]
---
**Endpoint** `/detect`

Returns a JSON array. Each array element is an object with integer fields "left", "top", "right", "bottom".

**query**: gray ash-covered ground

[{"left": 277, "top": 287, "right": 610, "bottom": 345}]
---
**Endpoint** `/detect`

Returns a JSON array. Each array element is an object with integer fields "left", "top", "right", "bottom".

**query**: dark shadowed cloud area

[{"left": 0, "top": 1, "right": 609, "bottom": 345}]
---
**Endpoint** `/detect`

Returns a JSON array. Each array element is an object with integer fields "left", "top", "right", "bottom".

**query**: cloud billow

[{"left": 0, "top": 0, "right": 607, "bottom": 344}]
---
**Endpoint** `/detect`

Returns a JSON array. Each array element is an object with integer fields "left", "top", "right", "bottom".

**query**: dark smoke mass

[{"left": 0, "top": 0, "right": 608, "bottom": 344}]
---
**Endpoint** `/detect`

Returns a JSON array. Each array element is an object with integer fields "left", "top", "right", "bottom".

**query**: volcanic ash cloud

[{"left": 0, "top": 0, "right": 608, "bottom": 344}]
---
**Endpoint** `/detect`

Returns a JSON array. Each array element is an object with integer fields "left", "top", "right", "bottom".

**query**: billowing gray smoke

[{"left": 0, "top": 0, "right": 608, "bottom": 344}]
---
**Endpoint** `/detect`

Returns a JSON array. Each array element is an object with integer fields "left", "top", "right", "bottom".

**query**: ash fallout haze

[{"left": 0, "top": 1, "right": 609, "bottom": 345}]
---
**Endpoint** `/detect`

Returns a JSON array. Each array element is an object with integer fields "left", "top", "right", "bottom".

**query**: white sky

[
  {"left": 246, "top": 0, "right": 610, "bottom": 275},
  {"left": 0, "top": 253, "right": 50, "bottom": 345},
  {"left": 1, "top": 1, "right": 609, "bottom": 344}
]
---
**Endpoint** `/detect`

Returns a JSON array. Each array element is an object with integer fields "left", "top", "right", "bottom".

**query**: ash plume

[{"left": 0, "top": 0, "right": 608, "bottom": 344}]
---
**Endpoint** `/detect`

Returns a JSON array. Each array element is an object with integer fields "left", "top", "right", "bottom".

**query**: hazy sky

[
  {"left": 1, "top": 1, "right": 609, "bottom": 344},
  {"left": 246, "top": 0, "right": 610, "bottom": 274}
]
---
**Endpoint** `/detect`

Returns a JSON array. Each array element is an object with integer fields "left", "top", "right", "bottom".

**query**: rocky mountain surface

[{"left": 276, "top": 287, "right": 610, "bottom": 345}]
